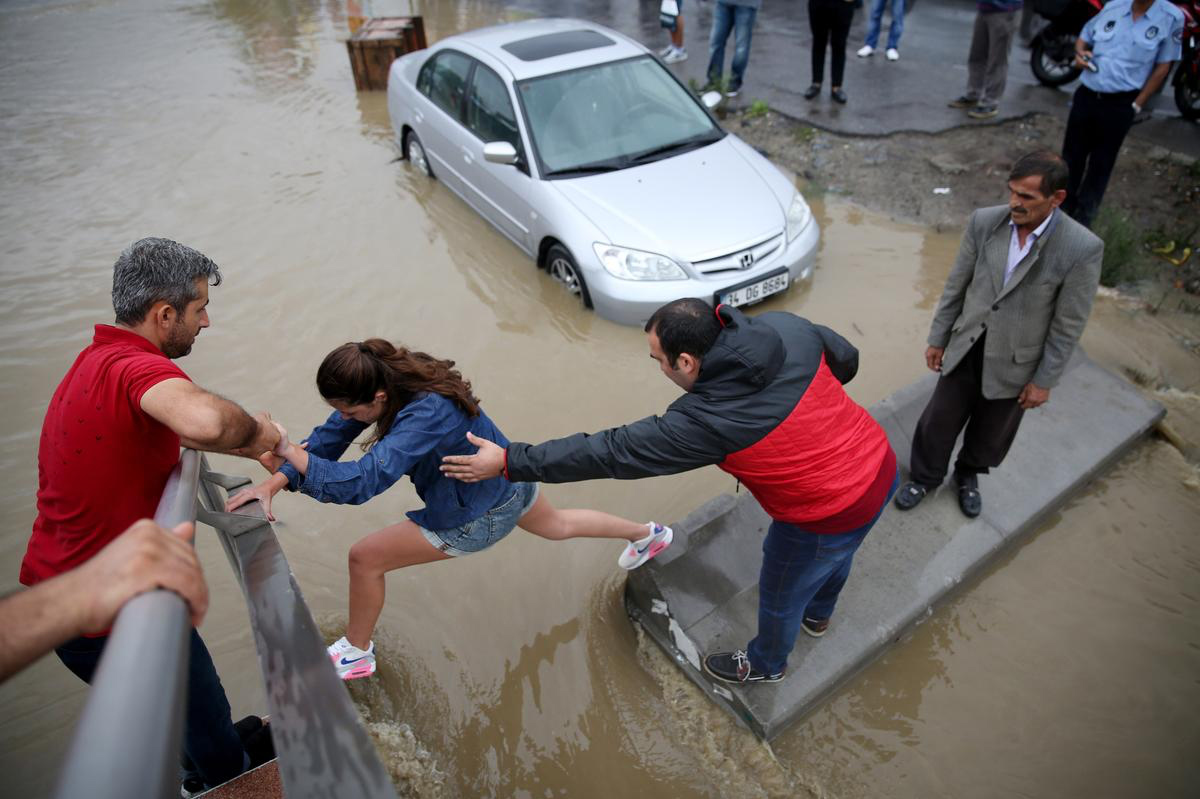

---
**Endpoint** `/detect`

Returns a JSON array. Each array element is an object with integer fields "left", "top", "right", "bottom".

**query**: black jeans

[
  {"left": 1061, "top": 85, "right": 1138, "bottom": 229},
  {"left": 809, "top": 0, "right": 855, "bottom": 86},
  {"left": 909, "top": 337, "right": 1026, "bottom": 487},
  {"left": 56, "top": 628, "right": 247, "bottom": 788}
]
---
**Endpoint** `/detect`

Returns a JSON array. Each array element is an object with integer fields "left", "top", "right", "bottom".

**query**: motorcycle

[
  {"left": 1030, "top": 0, "right": 1105, "bottom": 87},
  {"left": 1171, "top": 0, "right": 1199, "bottom": 119}
]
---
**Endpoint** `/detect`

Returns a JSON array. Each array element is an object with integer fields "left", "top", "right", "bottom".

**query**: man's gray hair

[{"left": 111, "top": 238, "right": 222, "bottom": 325}]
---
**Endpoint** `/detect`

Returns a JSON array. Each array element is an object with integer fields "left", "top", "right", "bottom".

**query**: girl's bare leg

[
  {"left": 345, "top": 520, "right": 450, "bottom": 648},
  {"left": 517, "top": 494, "right": 650, "bottom": 542}
]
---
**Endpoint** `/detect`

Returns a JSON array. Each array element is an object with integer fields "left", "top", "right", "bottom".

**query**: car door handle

[{"left": 461, "top": 146, "right": 474, "bottom": 164}]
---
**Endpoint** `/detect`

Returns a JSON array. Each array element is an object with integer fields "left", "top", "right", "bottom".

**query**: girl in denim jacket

[{"left": 226, "top": 339, "right": 671, "bottom": 680}]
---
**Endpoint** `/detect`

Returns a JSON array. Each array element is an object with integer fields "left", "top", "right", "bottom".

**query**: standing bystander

[
  {"left": 806, "top": 0, "right": 859, "bottom": 103},
  {"left": 1060, "top": 0, "right": 1183, "bottom": 228},
  {"left": 705, "top": 0, "right": 762, "bottom": 96},
  {"left": 949, "top": 0, "right": 1025, "bottom": 119},
  {"left": 857, "top": 0, "right": 906, "bottom": 61},
  {"left": 19, "top": 238, "right": 281, "bottom": 793},
  {"left": 659, "top": 0, "right": 688, "bottom": 64},
  {"left": 893, "top": 151, "right": 1103, "bottom": 518}
]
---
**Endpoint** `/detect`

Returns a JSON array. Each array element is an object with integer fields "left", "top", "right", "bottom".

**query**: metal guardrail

[{"left": 54, "top": 450, "right": 399, "bottom": 799}]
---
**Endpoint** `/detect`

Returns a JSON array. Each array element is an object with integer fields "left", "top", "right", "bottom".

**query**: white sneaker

[
  {"left": 663, "top": 47, "right": 688, "bottom": 64},
  {"left": 658, "top": 44, "right": 674, "bottom": 57},
  {"left": 857, "top": 45, "right": 874, "bottom": 57},
  {"left": 327, "top": 635, "right": 376, "bottom": 680},
  {"left": 618, "top": 523, "right": 674, "bottom": 570},
  {"left": 886, "top": 48, "right": 900, "bottom": 61}
]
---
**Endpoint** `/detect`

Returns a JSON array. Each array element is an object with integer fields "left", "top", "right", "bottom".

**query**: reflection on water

[{"left": 1, "top": 1, "right": 1198, "bottom": 797}]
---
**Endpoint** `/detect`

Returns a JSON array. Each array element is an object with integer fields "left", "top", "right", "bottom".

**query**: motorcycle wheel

[
  {"left": 1031, "top": 34, "right": 1084, "bottom": 87},
  {"left": 1176, "top": 75, "right": 1200, "bottom": 121}
]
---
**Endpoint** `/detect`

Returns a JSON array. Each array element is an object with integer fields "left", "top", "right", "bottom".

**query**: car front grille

[{"left": 691, "top": 232, "right": 784, "bottom": 277}]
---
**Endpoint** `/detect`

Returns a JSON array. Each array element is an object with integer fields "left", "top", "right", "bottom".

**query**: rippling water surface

[{"left": 1, "top": 2, "right": 1197, "bottom": 797}]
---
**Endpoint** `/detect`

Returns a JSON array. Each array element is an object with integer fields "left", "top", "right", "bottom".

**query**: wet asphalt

[{"left": 504, "top": 0, "right": 1199, "bottom": 157}]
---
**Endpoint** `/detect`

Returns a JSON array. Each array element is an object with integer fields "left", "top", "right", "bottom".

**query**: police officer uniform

[{"left": 1061, "top": 0, "right": 1183, "bottom": 227}]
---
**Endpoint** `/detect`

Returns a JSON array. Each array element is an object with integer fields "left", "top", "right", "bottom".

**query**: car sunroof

[{"left": 501, "top": 30, "right": 616, "bottom": 61}]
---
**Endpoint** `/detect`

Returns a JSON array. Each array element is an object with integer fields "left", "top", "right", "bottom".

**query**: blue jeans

[
  {"left": 864, "top": 0, "right": 905, "bottom": 50},
  {"left": 706, "top": 1, "right": 758, "bottom": 91},
  {"left": 747, "top": 472, "right": 898, "bottom": 675},
  {"left": 56, "top": 629, "right": 248, "bottom": 789}
]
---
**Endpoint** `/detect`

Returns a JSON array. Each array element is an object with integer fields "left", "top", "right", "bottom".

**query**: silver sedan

[{"left": 387, "top": 18, "right": 819, "bottom": 326}]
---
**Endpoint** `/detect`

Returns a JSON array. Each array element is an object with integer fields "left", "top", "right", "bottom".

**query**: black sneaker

[
  {"left": 703, "top": 649, "right": 785, "bottom": 684},
  {"left": 245, "top": 723, "right": 275, "bottom": 768},
  {"left": 801, "top": 616, "right": 830, "bottom": 637},
  {"left": 948, "top": 95, "right": 977, "bottom": 109},
  {"left": 893, "top": 481, "right": 929, "bottom": 511},
  {"left": 180, "top": 776, "right": 206, "bottom": 798}
]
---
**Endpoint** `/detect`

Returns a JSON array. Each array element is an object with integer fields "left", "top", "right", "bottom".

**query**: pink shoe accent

[{"left": 340, "top": 662, "right": 376, "bottom": 680}]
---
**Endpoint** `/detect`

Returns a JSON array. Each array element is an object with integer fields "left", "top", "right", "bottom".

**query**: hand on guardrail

[
  {"left": 226, "top": 475, "right": 287, "bottom": 522},
  {"left": 0, "top": 520, "right": 208, "bottom": 682},
  {"left": 82, "top": 520, "right": 209, "bottom": 631}
]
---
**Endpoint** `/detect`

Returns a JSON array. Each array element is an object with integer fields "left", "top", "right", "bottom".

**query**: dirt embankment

[{"left": 725, "top": 110, "right": 1200, "bottom": 297}]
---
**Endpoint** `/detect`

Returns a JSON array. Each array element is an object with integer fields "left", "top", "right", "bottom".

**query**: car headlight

[
  {"left": 592, "top": 243, "right": 688, "bottom": 281},
  {"left": 786, "top": 192, "right": 813, "bottom": 242}
]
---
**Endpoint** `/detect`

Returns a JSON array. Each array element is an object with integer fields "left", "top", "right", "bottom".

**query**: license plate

[{"left": 716, "top": 269, "right": 790, "bottom": 308}]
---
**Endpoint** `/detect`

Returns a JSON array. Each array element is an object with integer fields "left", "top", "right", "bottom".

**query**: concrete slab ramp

[{"left": 626, "top": 351, "right": 1165, "bottom": 741}]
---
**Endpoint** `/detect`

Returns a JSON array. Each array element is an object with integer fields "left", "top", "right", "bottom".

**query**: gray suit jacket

[{"left": 928, "top": 205, "right": 1103, "bottom": 399}]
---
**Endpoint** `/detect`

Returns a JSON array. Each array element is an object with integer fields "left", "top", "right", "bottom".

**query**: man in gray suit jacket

[{"left": 894, "top": 150, "right": 1103, "bottom": 517}]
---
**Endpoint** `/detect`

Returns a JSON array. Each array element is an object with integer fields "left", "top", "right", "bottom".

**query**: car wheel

[
  {"left": 406, "top": 131, "right": 433, "bottom": 178},
  {"left": 545, "top": 244, "right": 591, "bottom": 308}
]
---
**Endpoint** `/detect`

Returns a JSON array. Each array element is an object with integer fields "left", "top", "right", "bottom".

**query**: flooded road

[{"left": 1, "top": 1, "right": 1197, "bottom": 797}]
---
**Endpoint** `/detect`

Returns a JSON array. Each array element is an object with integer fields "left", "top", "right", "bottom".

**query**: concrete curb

[{"left": 626, "top": 350, "right": 1165, "bottom": 740}]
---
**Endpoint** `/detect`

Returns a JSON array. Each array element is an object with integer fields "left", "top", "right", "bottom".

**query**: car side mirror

[
  {"left": 701, "top": 91, "right": 723, "bottom": 110},
  {"left": 483, "top": 141, "right": 519, "bottom": 165}
]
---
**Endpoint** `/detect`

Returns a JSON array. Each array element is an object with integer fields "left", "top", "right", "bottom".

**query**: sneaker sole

[
  {"left": 337, "top": 660, "right": 377, "bottom": 680},
  {"left": 802, "top": 623, "right": 828, "bottom": 638},
  {"left": 702, "top": 659, "right": 785, "bottom": 684},
  {"left": 619, "top": 526, "right": 674, "bottom": 570}
]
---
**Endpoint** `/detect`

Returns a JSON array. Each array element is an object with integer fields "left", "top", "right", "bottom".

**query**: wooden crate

[{"left": 345, "top": 17, "right": 427, "bottom": 91}]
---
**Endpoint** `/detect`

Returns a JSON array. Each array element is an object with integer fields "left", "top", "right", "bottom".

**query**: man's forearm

[
  {"left": 178, "top": 396, "right": 260, "bottom": 454},
  {"left": 0, "top": 573, "right": 88, "bottom": 682}
]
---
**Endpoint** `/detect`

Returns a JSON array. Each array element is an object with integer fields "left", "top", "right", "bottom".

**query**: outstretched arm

[
  {"left": 442, "top": 409, "right": 725, "bottom": 484},
  {"left": 0, "top": 520, "right": 207, "bottom": 683},
  {"left": 140, "top": 378, "right": 279, "bottom": 458}
]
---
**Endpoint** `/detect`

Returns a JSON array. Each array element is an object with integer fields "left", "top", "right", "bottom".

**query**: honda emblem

[{"left": 739, "top": 251, "right": 755, "bottom": 269}]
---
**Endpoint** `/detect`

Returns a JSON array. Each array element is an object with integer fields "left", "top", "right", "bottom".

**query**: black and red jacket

[{"left": 505, "top": 305, "right": 895, "bottom": 532}]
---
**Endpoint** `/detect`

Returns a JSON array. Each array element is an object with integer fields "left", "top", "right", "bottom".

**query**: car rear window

[{"left": 501, "top": 30, "right": 615, "bottom": 62}]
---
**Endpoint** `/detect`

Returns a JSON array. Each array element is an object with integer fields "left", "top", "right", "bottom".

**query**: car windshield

[{"left": 517, "top": 56, "right": 723, "bottom": 177}]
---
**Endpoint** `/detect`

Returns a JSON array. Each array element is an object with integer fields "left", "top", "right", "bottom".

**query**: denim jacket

[{"left": 279, "top": 392, "right": 515, "bottom": 531}]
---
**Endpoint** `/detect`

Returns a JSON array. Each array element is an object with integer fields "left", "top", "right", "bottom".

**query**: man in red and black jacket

[{"left": 441, "top": 298, "right": 897, "bottom": 684}]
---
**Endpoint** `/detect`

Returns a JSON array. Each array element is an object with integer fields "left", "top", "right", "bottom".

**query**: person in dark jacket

[{"left": 441, "top": 300, "right": 898, "bottom": 684}]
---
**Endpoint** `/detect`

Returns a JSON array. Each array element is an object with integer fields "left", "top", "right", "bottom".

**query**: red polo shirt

[{"left": 20, "top": 325, "right": 189, "bottom": 586}]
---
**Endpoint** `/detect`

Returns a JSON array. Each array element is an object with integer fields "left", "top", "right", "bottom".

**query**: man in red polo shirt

[{"left": 20, "top": 237, "right": 280, "bottom": 792}]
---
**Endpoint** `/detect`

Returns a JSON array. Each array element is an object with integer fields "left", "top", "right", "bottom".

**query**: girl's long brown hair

[{"left": 316, "top": 339, "right": 480, "bottom": 448}]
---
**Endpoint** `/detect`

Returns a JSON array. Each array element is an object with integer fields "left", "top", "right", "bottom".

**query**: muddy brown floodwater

[{"left": 1, "top": 2, "right": 1196, "bottom": 798}]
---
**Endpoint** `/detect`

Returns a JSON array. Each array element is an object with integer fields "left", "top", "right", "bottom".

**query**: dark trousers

[
  {"left": 56, "top": 628, "right": 247, "bottom": 788},
  {"left": 809, "top": 0, "right": 855, "bottom": 86},
  {"left": 910, "top": 338, "right": 1025, "bottom": 487},
  {"left": 747, "top": 472, "right": 898, "bottom": 675},
  {"left": 1061, "top": 85, "right": 1138, "bottom": 229}
]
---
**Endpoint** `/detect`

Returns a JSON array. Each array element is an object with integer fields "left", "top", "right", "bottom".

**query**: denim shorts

[{"left": 419, "top": 482, "right": 539, "bottom": 557}]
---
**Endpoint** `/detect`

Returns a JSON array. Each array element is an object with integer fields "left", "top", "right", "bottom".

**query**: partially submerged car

[{"left": 387, "top": 18, "right": 819, "bottom": 326}]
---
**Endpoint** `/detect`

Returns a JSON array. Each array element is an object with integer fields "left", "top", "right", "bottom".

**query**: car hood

[{"left": 548, "top": 137, "right": 786, "bottom": 263}]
